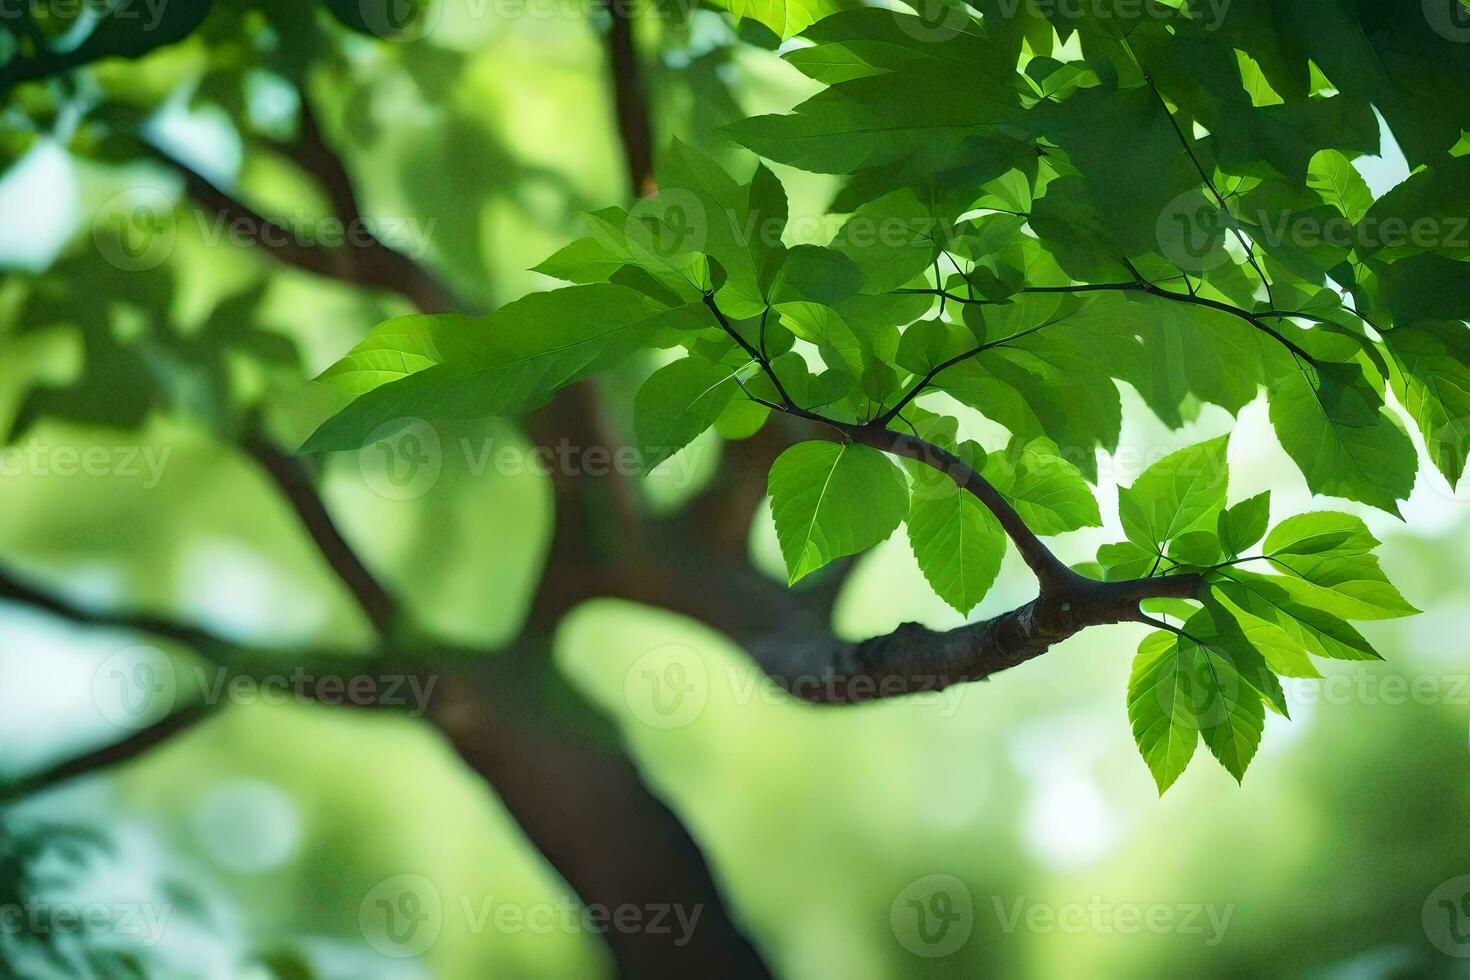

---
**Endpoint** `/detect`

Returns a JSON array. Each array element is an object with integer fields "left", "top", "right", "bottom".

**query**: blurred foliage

[{"left": 1, "top": 1, "right": 1468, "bottom": 979}]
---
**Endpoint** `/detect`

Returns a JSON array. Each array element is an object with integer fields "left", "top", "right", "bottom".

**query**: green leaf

[
  {"left": 1265, "top": 550, "right": 1419, "bottom": 621},
  {"left": 1384, "top": 320, "right": 1470, "bottom": 489},
  {"left": 708, "top": 0, "right": 848, "bottom": 40},
  {"left": 1356, "top": 157, "right": 1470, "bottom": 262},
  {"left": 659, "top": 142, "right": 789, "bottom": 316},
  {"left": 714, "top": 398, "right": 770, "bottom": 440},
  {"left": 895, "top": 319, "right": 973, "bottom": 377},
  {"left": 982, "top": 439, "right": 1102, "bottom": 536},
  {"left": 1175, "top": 606, "right": 1277, "bottom": 782},
  {"left": 830, "top": 189, "right": 942, "bottom": 294},
  {"left": 768, "top": 441, "right": 908, "bottom": 583},
  {"left": 1187, "top": 602, "right": 1290, "bottom": 718},
  {"left": 1212, "top": 570, "right": 1382, "bottom": 666},
  {"left": 907, "top": 466, "right": 1006, "bottom": 616},
  {"left": 938, "top": 314, "right": 1126, "bottom": 481},
  {"left": 777, "top": 302, "right": 866, "bottom": 373},
  {"left": 751, "top": 352, "right": 855, "bottom": 410},
  {"left": 1098, "top": 540, "right": 1158, "bottom": 581},
  {"left": 1268, "top": 362, "right": 1417, "bottom": 515},
  {"left": 302, "top": 285, "right": 703, "bottom": 453},
  {"left": 1306, "top": 149, "right": 1373, "bottom": 223},
  {"left": 1198, "top": 659, "right": 1267, "bottom": 784},
  {"left": 1128, "top": 631, "right": 1200, "bottom": 794},
  {"left": 1216, "top": 492, "right": 1271, "bottom": 558},
  {"left": 772, "top": 245, "right": 864, "bottom": 306},
  {"left": 727, "top": 38, "right": 1032, "bottom": 210},
  {"left": 314, "top": 314, "right": 469, "bottom": 397},
  {"left": 1118, "top": 436, "right": 1231, "bottom": 553},
  {"left": 1036, "top": 85, "right": 1202, "bottom": 255},
  {"left": 634, "top": 358, "right": 743, "bottom": 470},
  {"left": 1264, "top": 511, "right": 1379, "bottom": 559},
  {"left": 533, "top": 237, "right": 628, "bottom": 284},
  {"left": 1169, "top": 529, "right": 1225, "bottom": 567}
]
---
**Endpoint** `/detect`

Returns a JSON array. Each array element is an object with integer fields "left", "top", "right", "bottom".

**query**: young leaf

[
  {"left": 1383, "top": 321, "right": 1470, "bottom": 489},
  {"left": 982, "top": 439, "right": 1102, "bottom": 535},
  {"left": 1216, "top": 491, "right": 1271, "bottom": 558},
  {"left": 1268, "top": 362, "right": 1416, "bottom": 516},
  {"left": 634, "top": 358, "right": 743, "bottom": 470},
  {"left": 707, "top": 0, "right": 846, "bottom": 40},
  {"left": 659, "top": 141, "right": 788, "bottom": 316},
  {"left": 1176, "top": 606, "right": 1276, "bottom": 782},
  {"left": 1168, "top": 529, "right": 1225, "bottom": 567},
  {"left": 1306, "top": 149, "right": 1373, "bottom": 223},
  {"left": 1128, "top": 631, "right": 1200, "bottom": 794},
  {"left": 1197, "top": 658, "right": 1267, "bottom": 784},
  {"left": 768, "top": 441, "right": 908, "bottom": 584},
  {"left": 830, "top": 188, "right": 942, "bottom": 294},
  {"left": 1264, "top": 511, "right": 1378, "bottom": 559},
  {"left": 1098, "top": 540, "right": 1158, "bottom": 581},
  {"left": 533, "top": 237, "right": 628, "bottom": 284},
  {"left": 302, "top": 285, "right": 704, "bottom": 453},
  {"left": 1187, "top": 602, "right": 1290, "bottom": 718},
  {"left": 1118, "top": 436, "right": 1230, "bottom": 553},
  {"left": 1212, "top": 570, "right": 1382, "bottom": 664},
  {"left": 314, "top": 314, "right": 469, "bottom": 396},
  {"left": 907, "top": 467, "right": 1006, "bottom": 616},
  {"left": 1265, "top": 551, "right": 1420, "bottom": 621}
]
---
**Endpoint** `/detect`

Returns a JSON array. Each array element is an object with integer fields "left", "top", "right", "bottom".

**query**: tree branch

[
  {"left": 0, "top": 703, "right": 218, "bottom": 807},
  {"left": 898, "top": 281, "right": 1318, "bottom": 366},
  {"left": 144, "top": 139, "right": 460, "bottom": 314},
  {"left": 602, "top": 0, "right": 656, "bottom": 197},
  {"left": 688, "top": 412, "right": 1207, "bottom": 705},
  {"left": 854, "top": 425, "right": 1074, "bottom": 590},
  {"left": 243, "top": 434, "right": 396, "bottom": 639},
  {"left": 0, "top": 566, "right": 230, "bottom": 656},
  {"left": 878, "top": 321, "right": 1053, "bottom": 427},
  {"left": 750, "top": 573, "right": 1202, "bottom": 705}
]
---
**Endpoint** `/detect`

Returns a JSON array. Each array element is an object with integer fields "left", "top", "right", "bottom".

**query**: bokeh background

[{"left": 1, "top": 2, "right": 1468, "bottom": 978}]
